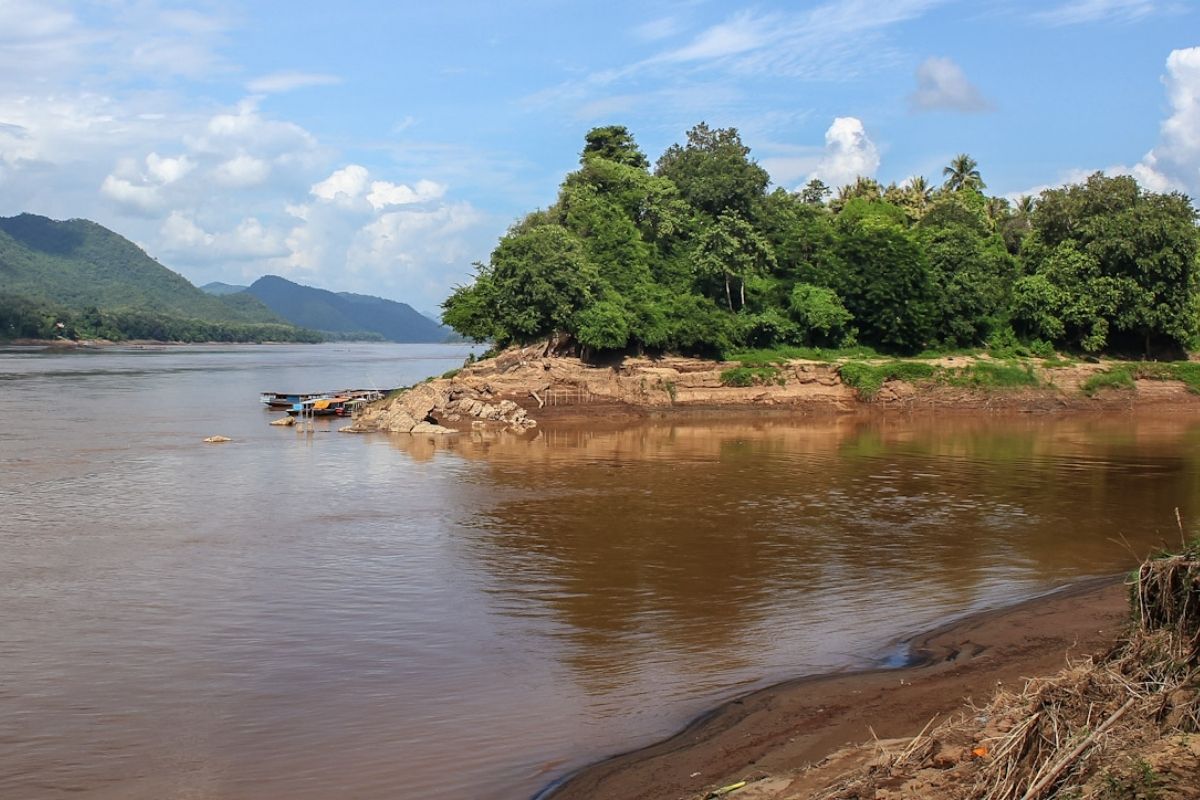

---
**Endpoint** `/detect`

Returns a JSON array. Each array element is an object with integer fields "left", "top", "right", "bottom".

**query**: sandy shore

[{"left": 540, "top": 576, "right": 1129, "bottom": 800}]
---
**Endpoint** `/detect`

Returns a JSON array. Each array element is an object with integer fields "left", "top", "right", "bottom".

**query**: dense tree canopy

[{"left": 444, "top": 125, "right": 1200, "bottom": 359}]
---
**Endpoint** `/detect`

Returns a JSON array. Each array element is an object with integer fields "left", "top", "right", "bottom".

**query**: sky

[{"left": 1, "top": 0, "right": 1198, "bottom": 313}]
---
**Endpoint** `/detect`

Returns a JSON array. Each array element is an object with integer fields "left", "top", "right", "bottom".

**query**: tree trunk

[
  {"left": 724, "top": 275, "right": 733, "bottom": 312},
  {"left": 739, "top": 279, "right": 745, "bottom": 311}
]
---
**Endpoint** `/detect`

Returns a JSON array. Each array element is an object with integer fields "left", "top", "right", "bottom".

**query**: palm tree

[
  {"left": 831, "top": 176, "right": 881, "bottom": 213},
  {"left": 943, "top": 154, "right": 985, "bottom": 192},
  {"left": 907, "top": 175, "right": 933, "bottom": 203},
  {"left": 984, "top": 196, "right": 1011, "bottom": 232},
  {"left": 849, "top": 176, "right": 882, "bottom": 200},
  {"left": 1015, "top": 195, "right": 1036, "bottom": 217}
]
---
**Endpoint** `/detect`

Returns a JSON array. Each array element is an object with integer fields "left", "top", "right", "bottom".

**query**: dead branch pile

[{"left": 813, "top": 549, "right": 1200, "bottom": 800}]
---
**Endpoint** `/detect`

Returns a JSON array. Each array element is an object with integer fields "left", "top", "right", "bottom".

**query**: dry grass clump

[{"left": 812, "top": 545, "right": 1200, "bottom": 800}]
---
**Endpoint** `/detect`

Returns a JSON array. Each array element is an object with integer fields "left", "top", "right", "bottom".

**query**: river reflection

[
  {"left": 2, "top": 348, "right": 1198, "bottom": 800},
  {"left": 384, "top": 416, "right": 1199, "bottom": 721}
]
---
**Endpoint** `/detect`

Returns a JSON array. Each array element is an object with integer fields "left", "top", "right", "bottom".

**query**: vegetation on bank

[
  {"left": 0, "top": 292, "right": 323, "bottom": 343},
  {"left": 1082, "top": 362, "right": 1200, "bottom": 396},
  {"left": 444, "top": 124, "right": 1200, "bottom": 361}
]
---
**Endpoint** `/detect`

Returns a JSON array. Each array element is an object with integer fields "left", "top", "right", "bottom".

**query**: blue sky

[{"left": 1, "top": 1, "right": 1198, "bottom": 312}]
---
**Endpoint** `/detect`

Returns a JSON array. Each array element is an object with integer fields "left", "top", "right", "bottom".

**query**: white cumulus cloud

[
  {"left": 908, "top": 57, "right": 991, "bottom": 113},
  {"left": 310, "top": 164, "right": 371, "bottom": 205},
  {"left": 366, "top": 178, "right": 446, "bottom": 210},
  {"left": 1112, "top": 46, "right": 1200, "bottom": 196},
  {"left": 213, "top": 154, "right": 270, "bottom": 187},
  {"left": 145, "top": 152, "right": 195, "bottom": 183},
  {"left": 311, "top": 166, "right": 447, "bottom": 211},
  {"left": 100, "top": 174, "right": 163, "bottom": 214},
  {"left": 806, "top": 117, "right": 880, "bottom": 188},
  {"left": 159, "top": 212, "right": 288, "bottom": 261}
]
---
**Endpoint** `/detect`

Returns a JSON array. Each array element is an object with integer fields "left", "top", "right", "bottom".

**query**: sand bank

[{"left": 540, "top": 577, "right": 1128, "bottom": 800}]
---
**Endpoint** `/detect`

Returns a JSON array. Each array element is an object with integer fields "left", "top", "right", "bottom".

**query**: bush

[
  {"left": 1081, "top": 367, "right": 1135, "bottom": 396},
  {"left": 943, "top": 361, "right": 1039, "bottom": 389},
  {"left": 839, "top": 361, "right": 937, "bottom": 399},
  {"left": 720, "top": 365, "right": 781, "bottom": 387}
]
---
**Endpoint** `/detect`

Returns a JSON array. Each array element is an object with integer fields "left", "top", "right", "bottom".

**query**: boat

[
  {"left": 262, "top": 388, "right": 385, "bottom": 409},
  {"left": 261, "top": 391, "right": 324, "bottom": 409},
  {"left": 288, "top": 396, "right": 344, "bottom": 416}
]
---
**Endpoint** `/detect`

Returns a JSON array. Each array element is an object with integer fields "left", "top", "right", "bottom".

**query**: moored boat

[{"left": 262, "top": 388, "right": 385, "bottom": 409}]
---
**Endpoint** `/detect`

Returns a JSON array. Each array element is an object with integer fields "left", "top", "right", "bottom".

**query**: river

[{"left": 2, "top": 343, "right": 1197, "bottom": 799}]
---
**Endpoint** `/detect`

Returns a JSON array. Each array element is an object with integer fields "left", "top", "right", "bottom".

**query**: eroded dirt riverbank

[{"left": 345, "top": 346, "right": 1200, "bottom": 436}]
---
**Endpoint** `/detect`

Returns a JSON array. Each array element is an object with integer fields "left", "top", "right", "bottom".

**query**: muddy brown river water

[{"left": 2, "top": 344, "right": 1198, "bottom": 799}]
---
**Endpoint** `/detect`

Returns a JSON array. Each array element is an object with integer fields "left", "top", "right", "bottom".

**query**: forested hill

[
  {"left": 0, "top": 214, "right": 319, "bottom": 342},
  {"left": 0, "top": 214, "right": 279, "bottom": 323},
  {"left": 200, "top": 281, "right": 249, "bottom": 296},
  {"left": 444, "top": 125, "right": 1200, "bottom": 359},
  {"left": 245, "top": 275, "right": 451, "bottom": 342}
]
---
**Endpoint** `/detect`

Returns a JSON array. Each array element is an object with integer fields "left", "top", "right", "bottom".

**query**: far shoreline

[{"left": 537, "top": 575, "right": 1128, "bottom": 800}]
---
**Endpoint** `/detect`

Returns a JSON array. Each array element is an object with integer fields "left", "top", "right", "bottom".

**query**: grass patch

[
  {"left": 841, "top": 359, "right": 1040, "bottom": 399},
  {"left": 1082, "top": 366, "right": 1136, "bottom": 396},
  {"left": 440, "top": 368, "right": 461, "bottom": 380},
  {"left": 1040, "top": 356, "right": 1076, "bottom": 368},
  {"left": 912, "top": 346, "right": 978, "bottom": 360},
  {"left": 725, "top": 344, "right": 879, "bottom": 366},
  {"left": 943, "top": 361, "right": 1040, "bottom": 389},
  {"left": 1081, "top": 362, "right": 1200, "bottom": 396},
  {"left": 720, "top": 365, "right": 782, "bottom": 387},
  {"left": 838, "top": 361, "right": 938, "bottom": 399},
  {"left": 1136, "top": 362, "right": 1200, "bottom": 393}
]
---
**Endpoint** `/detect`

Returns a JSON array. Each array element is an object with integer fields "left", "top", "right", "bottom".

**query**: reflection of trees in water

[{"left": 387, "top": 417, "right": 1200, "bottom": 694}]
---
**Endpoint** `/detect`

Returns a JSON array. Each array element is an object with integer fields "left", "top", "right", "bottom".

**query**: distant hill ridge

[
  {"left": 200, "top": 281, "right": 249, "bottom": 296},
  {"left": 0, "top": 214, "right": 281, "bottom": 324},
  {"left": 243, "top": 275, "right": 451, "bottom": 342}
]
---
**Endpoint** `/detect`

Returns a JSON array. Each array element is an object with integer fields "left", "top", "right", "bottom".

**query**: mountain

[
  {"left": 0, "top": 214, "right": 280, "bottom": 324},
  {"left": 245, "top": 275, "right": 451, "bottom": 342},
  {"left": 201, "top": 281, "right": 249, "bottom": 296}
]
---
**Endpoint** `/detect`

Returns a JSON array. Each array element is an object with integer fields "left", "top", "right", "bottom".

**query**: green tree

[
  {"left": 1017, "top": 173, "right": 1200, "bottom": 354},
  {"left": 799, "top": 178, "right": 831, "bottom": 206},
  {"left": 920, "top": 216, "right": 1016, "bottom": 346},
  {"left": 655, "top": 123, "right": 770, "bottom": 219},
  {"left": 442, "top": 224, "right": 601, "bottom": 347},
  {"left": 834, "top": 216, "right": 935, "bottom": 353},
  {"left": 942, "top": 154, "right": 985, "bottom": 193},
  {"left": 582, "top": 125, "right": 649, "bottom": 169},
  {"left": 692, "top": 211, "right": 777, "bottom": 311},
  {"left": 789, "top": 284, "right": 854, "bottom": 346},
  {"left": 754, "top": 189, "right": 840, "bottom": 287}
]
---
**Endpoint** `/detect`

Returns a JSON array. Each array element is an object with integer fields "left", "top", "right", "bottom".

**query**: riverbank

[
  {"left": 345, "top": 346, "right": 1200, "bottom": 435},
  {"left": 540, "top": 577, "right": 1129, "bottom": 800}
]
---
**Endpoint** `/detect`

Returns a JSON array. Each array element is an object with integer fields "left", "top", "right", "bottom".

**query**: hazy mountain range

[{"left": 0, "top": 213, "right": 454, "bottom": 343}]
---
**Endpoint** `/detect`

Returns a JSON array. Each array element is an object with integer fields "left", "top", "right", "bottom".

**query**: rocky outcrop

[{"left": 344, "top": 379, "right": 536, "bottom": 434}]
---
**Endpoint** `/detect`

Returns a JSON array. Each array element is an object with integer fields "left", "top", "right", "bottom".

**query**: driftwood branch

[{"left": 1018, "top": 697, "right": 1135, "bottom": 800}]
